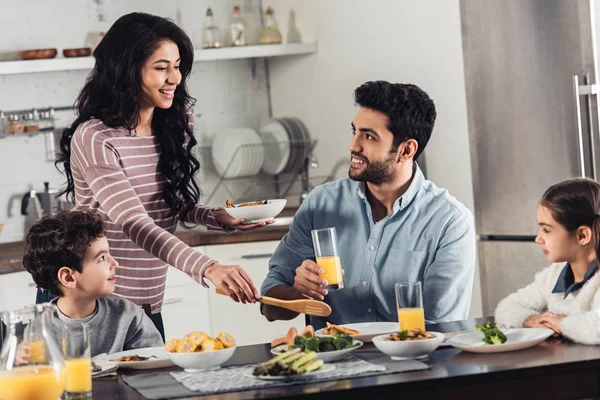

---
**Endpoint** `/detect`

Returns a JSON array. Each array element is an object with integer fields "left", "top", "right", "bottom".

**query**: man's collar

[{"left": 356, "top": 162, "right": 424, "bottom": 212}]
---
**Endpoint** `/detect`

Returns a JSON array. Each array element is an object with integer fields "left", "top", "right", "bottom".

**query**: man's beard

[{"left": 348, "top": 152, "right": 396, "bottom": 184}]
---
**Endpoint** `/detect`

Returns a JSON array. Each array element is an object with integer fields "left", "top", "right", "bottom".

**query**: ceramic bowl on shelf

[
  {"left": 372, "top": 332, "right": 445, "bottom": 360},
  {"left": 63, "top": 47, "right": 92, "bottom": 58},
  {"left": 223, "top": 199, "right": 287, "bottom": 223},
  {"left": 19, "top": 48, "right": 58, "bottom": 60},
  {"left": 166, "top": 346, "right": 236, "bottom": 372}
]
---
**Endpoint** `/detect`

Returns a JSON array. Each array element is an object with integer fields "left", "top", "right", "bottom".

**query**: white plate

[
  {"left": 446, "top": 327, "right": 554, "bottom": 353},
  {"left": 212, "top": 128, "right": 263, "bottom": 178},
  {"left": 224, "top": 199, "right": 287, "bottom": 223},
  {"left": 271, "top": 340, "right": 363, "bottom": 363},
  {"left": 316, "top": 322, "right": 399, "bottom": 343},
  {"left": 248, "top": 364, "right": 336, "bottom": 381},
  {"left": 259, "top": 120, "right": 290, "bottom": 175},
  {"left": 105, "top": 347, "right": 174, "bottom": 370}
]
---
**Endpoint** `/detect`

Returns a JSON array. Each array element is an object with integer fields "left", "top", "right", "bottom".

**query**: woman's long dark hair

[
  {"left": 541, "top": 178, "right": 600, "bottom": 265},
  {"left": 56, "top": 12, "right": 200, "bottom": 221}
]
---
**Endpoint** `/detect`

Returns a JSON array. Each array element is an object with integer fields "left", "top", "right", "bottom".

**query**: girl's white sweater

[{"left": 494, "top": 263, "right": 600, "bottom": 345}]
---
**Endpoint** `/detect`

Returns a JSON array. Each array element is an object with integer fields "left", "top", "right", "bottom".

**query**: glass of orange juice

[
  {"left": 395, "top": 281, "right": 425, "bottom": 331},
  {"left": 62, "top": 323, "right": 92, "bottom": 399},
  {"left": 311, "top": 227, "right": 344, "bottom": 290}
]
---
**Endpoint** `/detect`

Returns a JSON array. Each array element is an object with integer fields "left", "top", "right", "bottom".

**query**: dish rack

[{"left": 197, "top": 138, "right": 325, "bottom": 205}]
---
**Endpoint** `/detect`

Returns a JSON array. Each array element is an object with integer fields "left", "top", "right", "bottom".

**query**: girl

[
  {"left": 495, "top": 178, "right": 600, "bottom": 345},
  {"left": 52, "top": 12, "right": 270, "bottom": 338}
]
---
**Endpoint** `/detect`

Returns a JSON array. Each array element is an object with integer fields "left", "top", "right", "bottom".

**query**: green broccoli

[
  {"left": 333, "top": 334, "right": 353, "bottom": 350},
  {"left": 305, "top": 337, "right": 320, "bottom": 352},
  {"left": 476, "top": 321, "right": 507, "bottom": 345},
  {"left": 318, "top": 336, "right": 336, "bottom": 352},
  {"left": 292, "top": 335, "right": 308, "bottom": 351}
]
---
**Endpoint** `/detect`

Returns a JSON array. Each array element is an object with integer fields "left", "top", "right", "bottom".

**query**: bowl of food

[
  {"left": 372, "top": 329, "right": 444, "bottom": 360},
  {"left": 223, "top": 199, "right": 287, "bottom": 223},
  {"left": 164, "top": 331, "right": 236, "bottom": 372}
]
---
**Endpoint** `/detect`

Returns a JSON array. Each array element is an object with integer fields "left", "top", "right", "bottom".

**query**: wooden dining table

[{"left": 93, "top": 318, "right": 600, "bottom": 399}]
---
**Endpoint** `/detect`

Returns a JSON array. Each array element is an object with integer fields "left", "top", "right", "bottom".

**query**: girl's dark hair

[
  {"left": 541, "top": 178, "right": 600, "bottom": 264},
  {"left": 56, "top": 12, "right": 200, "bottom": 221},
  {"left": 23, "top": 210, "right": 105, "bottom": 297}
]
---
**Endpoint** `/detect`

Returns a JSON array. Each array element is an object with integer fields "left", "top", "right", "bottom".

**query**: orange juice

[
  {"left": 64, "top": 358, "right": 92, "bottom": 393},
  {"left": 29, "top": 340, "right": 46, "bottom": 363},
  {"left": 0, "top": 365, "right": 65, "bottom": 400},
  {"left": 397, "top": 307, "right": 425, "bottom": 331},
  {"left": 316, "top": 256, "right": 343, "bottom": 289}
]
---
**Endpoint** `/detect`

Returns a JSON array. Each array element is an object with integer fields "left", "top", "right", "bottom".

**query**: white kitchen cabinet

[
  {"left": 161, "top": 246, "right": 211, "bottom": 340},
  {"left": 204, "top": 240, "right": 305, "bottom": 346},
  {"left": 0, "top": 271, "right": 38, "bottom": 312}
]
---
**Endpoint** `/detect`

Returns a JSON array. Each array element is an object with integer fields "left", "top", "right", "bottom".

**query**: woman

[{"left": 50, "top": 12, "right": 269, "bottom": 339}]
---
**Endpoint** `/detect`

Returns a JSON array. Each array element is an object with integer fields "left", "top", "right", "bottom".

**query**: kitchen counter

[{"left": 0, "top": 208, "right": 296, "bottom": 275}]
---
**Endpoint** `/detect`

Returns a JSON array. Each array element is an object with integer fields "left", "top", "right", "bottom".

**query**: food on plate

[
  {"left": 225, "top": 199, "right": 268, "bottom": 208},
  {"left": 476, "top": 321, "right": 507, "bottom": 345},
  {"left": 165, "top": 330, "right": 236, "bottom": 353},
  {"left": 271, "top": 327, "right": 298, "bottom": 348},
  {"left": 252, "top": 348, "right": 324, "bottom": 376},
  {"left": 300, "top": 325, "right": 315, "bottom": 338},
  {"left": 110, "top": 354, "right": 155, "bottom": 362},
  {"left": 386, "top": 328, "right": 435, "bottom": 341},
  {"left": 164, "top": 338, "right": 179, "bottom": 353},
  {"left": 292, "top": 334, "right": 356, "bottom": 353},
  {"left": 323, "top": 322, "right": 361, "bottom": 336}
]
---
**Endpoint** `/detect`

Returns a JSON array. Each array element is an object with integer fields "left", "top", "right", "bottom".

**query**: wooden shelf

[{"left": 0, "top": 43, "right": 317, "bottom": 76}]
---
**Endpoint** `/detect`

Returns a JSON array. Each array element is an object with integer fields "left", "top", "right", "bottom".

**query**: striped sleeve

[
  {"left": 73, "top": 130, "right": 218, "bottom": 285},
  {"left": 182, "top": 205, "right": 232, "bottom": 231}
]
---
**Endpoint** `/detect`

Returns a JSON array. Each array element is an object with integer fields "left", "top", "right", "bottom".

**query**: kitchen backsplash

[{"left": 0, "top": 0, "right": 277, "bottom": 243}]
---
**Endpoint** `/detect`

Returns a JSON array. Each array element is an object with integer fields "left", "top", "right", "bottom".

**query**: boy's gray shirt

[{"left": 50, "top": 296, "right": 163, "bottom": 356}]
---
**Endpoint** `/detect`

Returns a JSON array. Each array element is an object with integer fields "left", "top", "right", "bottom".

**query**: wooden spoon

[{"left": 215, "top": 287, "right": 332, "bottom": 317}]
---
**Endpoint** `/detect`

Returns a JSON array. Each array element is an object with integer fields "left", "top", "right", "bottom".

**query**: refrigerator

[{"left": 460, "top": 0, "right": 600, "bottom": 315}]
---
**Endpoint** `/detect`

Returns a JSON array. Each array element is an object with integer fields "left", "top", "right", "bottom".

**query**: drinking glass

[
  {"left": 62, "top": 323, "right": 92, "bottom": 399},
  {"left": 311, "top": 227, "right": 344, "bottom": 290},
  {"left": 395, "top": 281, "right": 425, "bottom": 331}
]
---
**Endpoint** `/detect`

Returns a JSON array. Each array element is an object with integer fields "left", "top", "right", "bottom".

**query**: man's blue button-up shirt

[{"left": 261, "top": 166, "right": 476, "bottom": 330}]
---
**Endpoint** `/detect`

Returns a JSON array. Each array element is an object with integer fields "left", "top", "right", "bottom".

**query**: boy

[{"left": 20, "top": 210, "right": 163, "bottom": 358}]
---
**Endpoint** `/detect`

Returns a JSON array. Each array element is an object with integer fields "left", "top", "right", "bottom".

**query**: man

[{"left": 261, "top": 81, "right": 476, "bottom": 329}]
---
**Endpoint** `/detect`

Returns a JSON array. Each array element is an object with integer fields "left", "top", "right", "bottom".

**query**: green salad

[
  {"left": 291, "top": 334, "right": 357, "bottom": 352},
  {"left": 476, "top": 321, "right": 507, "bottom": 345}
]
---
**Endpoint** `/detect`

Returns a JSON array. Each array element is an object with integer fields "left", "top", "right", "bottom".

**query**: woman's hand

[
  {"left": 212, "top": 209, "right": 274, "bottom": 231},
  {"left": 204, "top": 263, "right": 260, "bottom": 304}
]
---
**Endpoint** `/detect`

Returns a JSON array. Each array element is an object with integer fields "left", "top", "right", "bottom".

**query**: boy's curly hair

[{"left": 23, "top": 210, "right": 105, "bottom": 296}]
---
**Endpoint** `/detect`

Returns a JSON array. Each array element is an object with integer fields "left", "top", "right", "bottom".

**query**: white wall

[
  {"left": 267, "top": 0, "right": 482, "bottom": 318},
  {"left": 0, "top": 0, "right": 270, "bottom": 243}
]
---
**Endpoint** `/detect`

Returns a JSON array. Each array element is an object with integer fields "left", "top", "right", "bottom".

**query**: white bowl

[
  {"left": 166, "top": 346, "right": 236, "bottom": 372},
  {"left": 224, "top": 199, "right": 287, "bottom": 223},
  {"left": 270, "top": 340, "right": 364, "bottom": 363},
  {"left": 372, "top": 332, "right": 444, "bottom": 360}
]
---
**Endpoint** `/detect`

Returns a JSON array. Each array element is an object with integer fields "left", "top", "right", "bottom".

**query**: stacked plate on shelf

[
  {"left": 258, "top": 117, "right": 311, "bottom": 176},
  {"left": 211, "top": 128, "right": 264, "bottom": 178}
]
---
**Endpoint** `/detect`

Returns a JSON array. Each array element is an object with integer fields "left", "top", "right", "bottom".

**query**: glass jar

[
  {"left": 0, "top": 304, "right": 66, "bottom": 400},
  {"left": 259, "top": 7, "right": 282, "bottom": 45},
  {"left": 4, "top": 114, "right": 25, "bottom": 135},
  {"left": 38, "top": 109, "right": 56, "bottom": 132},
  {"left": 228, "top": 5, "right": 248, "bottom": 46},
  {"left": 23, "top": 111, "right": 39, "bottom": 133},
  {"left": 202, "top": 7, "right": 222, "bottom": 48}
]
